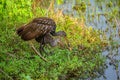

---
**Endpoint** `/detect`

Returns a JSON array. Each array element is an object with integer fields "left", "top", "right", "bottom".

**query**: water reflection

[{"left": 55, "top": 0, "right": 120, "bottom": 80}]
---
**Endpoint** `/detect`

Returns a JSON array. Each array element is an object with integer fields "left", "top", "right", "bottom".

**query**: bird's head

[{"left": 55, "top": 31, "right": 66, "bottom": 37}]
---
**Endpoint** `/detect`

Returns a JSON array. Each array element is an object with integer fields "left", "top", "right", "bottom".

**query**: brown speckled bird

[{"left": 17, "top": 17, "right": 66, "bottom": 53}]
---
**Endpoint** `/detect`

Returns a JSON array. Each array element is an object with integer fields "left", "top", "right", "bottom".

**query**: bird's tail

[
  {"left": 16, "top": 25, "right": 37, "bottom": 41},
  {"left": 16, "top": 26, "right": 25, "bottom": 36}
]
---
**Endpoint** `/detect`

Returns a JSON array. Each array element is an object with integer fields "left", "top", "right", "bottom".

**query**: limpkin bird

[{"left": 17, "top": 17, "right": 66, "bottom": 61}]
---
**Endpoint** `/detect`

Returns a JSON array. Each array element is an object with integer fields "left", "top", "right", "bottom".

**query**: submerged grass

[{"left": 0, "top": 0, "right": 107, "bottom": 80}]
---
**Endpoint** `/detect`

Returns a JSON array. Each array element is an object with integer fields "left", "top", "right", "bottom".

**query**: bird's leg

[
  {"left": 39, "top": 37, "right": 48, "bottom": 56},
  {"left": 29, "top": 41, "right": 47, "bottom": 62},
  {"left": 39, "top": 43, "right": 45, "bottom": 55},
  {"left": 39, "top": 44, "right": 49, "bottom": 56}
]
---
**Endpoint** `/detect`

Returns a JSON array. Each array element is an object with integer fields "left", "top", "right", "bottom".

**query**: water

[{"left": 55, "top": 0, "right": 120, "bottom": 80}]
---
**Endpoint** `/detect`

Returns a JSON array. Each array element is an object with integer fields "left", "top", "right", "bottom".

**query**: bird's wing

[
  {"left": 33, "top": 17, "right": 56, "bottom": 26},
  {"left": 33, "top": 17, "right": 56, "bottom": 34},
  {"left": 20, "top": 22, "right": 52, "bottom": 41}
]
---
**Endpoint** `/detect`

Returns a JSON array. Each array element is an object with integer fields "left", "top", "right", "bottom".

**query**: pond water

[{"left": 55, "top": 0, "right": 120, "bottom": 80}]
